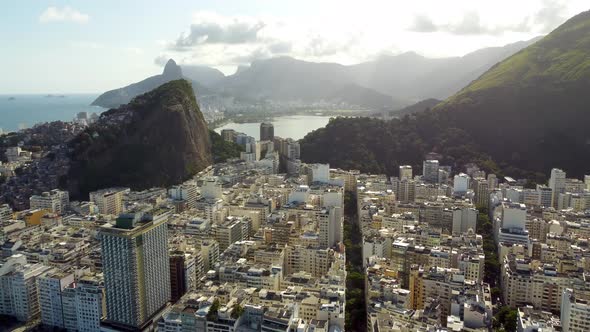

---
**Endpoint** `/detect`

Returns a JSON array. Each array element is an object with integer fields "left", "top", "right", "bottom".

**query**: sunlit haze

[{"left": 2, "top": 0, "right": 588, "bottom": 93}]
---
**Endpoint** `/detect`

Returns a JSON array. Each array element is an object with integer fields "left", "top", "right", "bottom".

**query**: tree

[
  {"left": 494, "top": 306, "right": 518, "bottom": 332},
  {"left": 231, "top": 303, "right": 244, "bottom": 319},
  {"left": 207, "top": 299, "right": 220, "bottom": 321}
]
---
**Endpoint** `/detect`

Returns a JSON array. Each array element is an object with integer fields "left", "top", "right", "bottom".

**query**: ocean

[{"left": 0, "top": 94, "right": 104, "bottom": 133}]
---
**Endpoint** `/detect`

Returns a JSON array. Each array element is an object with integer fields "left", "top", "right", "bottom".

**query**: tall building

[
  {"left": 258, "top": 140, "right": 274, "bottom": 159},
  {"left": 38, "top": 270, "right": 75, "bottom": 329},
  {"left": 392, "top": 178, "right": 416, "bottom": 203},
  {"left": 318, "top": 206, "right": 343, "bottom": 248},
  {"left": 169, "top": 251, "right": 196, "bottom": 303},
  {"left": 450, "top": 207, "right": 478, "bottom": 234},
  {"left": 453, "top": 173, "right": 470, "bottom": 196},
  {"left": 29, "top": 189, "right": 69, "bottom": 215},
  {"left": 89, "top": 187, "right": 130, "bottom": 216},
  {"left": 399, "top": 165, "right": 413, "bottom": 181},
  {"left": 472, "top": 178, "right": 489, "bottom": 208},
  {"left": 100, "top": 208, "right": 171, "bottom": 329},
  {"left": 585, "top": 175, "right": 590, "bottom": 190},
  {"left": 62, "top": 275, "right": 105, "bottom": 332},
  {"left": 285, "top": 139, "right": 300, "bottom": 160},
  {"left": 422, "top": 160, "right": 439, "bottom": 184},
  {"left": 200, "top": 240, "right": 220, "bottom": 272},
  {"left": 501, "top": 202, "right": 526, "bottom": 230},
  {"left": 497, "top": 202, "right": 530, "bottom": 248},
  {"left": 548, "top": 168, "right": 566, "bottom": 208},
  {"left": 561, "top": 289, "right": 590, "bottom": 332},
  {"left": 438, "top": 168, "right": 449, "bottom": 184},
  {"left": 0, "top": 254, "right": 52, "bottom": 322},
  {"left": 260, "top": 122, "right": 274, "bottom": 141},
  {"left": 536, "top": 185, "right": 553, "bottom": 208},
  {"left": 239, "top": 135, "right": 259, "bottom": 161}
]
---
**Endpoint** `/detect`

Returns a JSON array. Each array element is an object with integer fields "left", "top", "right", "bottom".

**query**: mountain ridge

[
  {"left": 300, "top": 11, "right": 590, "bottom": 179},
  {"left": 92, "top": 37, "right": 540, "bottom": 110}
]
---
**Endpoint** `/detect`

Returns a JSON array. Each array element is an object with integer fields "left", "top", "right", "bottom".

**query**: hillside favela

[{"left": 2, "top": 2, "right": 590, "bottom": 332}]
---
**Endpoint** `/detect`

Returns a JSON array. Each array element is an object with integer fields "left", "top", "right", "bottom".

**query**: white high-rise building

[
  {"left": 100, "top": 208, "right": 171, "bottom": 329},
  {"left": 29, "top": 189, "right": 69, "bottom": 215},
  {"left": 497, "top": 202, "right": 530, "bottom": 248},
  {"left": 40, "top": 272, "right": 104, "bottom": 331},
  {"left": 0, "top": 254, "right": 52, "bottom": 322},
  {"left": 548, "top": 168, "right": 566, "bottom": 208},
  {"left": 62, "top": 275, "right": 105, "bottom": 332},
  {"left": 453, "top": 173, "right": 470, "bottom": 196},
  {"left": 561, "top": 289, "right": 590, "bottom": 332},
  {"left": 399, "top": 165, "right": 413, "bottom": 181},
  {"left": 501, "top": 202, "right": 527, "bottom": 230},
  {"left": 422, "top": 160, "right": 439, "bottom": 184},
  {"left": 38, "top": 270, "right": 75, "bottom": 329},
  {"left": 585, "top": 175, "right": 590, "bottom": 190}
]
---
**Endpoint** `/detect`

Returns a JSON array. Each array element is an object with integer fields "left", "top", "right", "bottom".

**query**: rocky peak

[{"left": 163, "top": 59, "right": 183, "bottom": 78}]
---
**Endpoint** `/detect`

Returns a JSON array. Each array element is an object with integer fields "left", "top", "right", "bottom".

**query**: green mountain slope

[
  {"left": 68, "top": 80, "right": 213, "bottom": 197},
  {"left": 301, "top": 11, "right": 590, "bottom": 179},
  {"left": 390, "top": 98, "right": 441, "bottom": 117},
  {"left": 444, "top": 14, "right": 590, "bottom": 99},
  {"left": 435, "top": 10, "right": 590, "bottom": 176}
]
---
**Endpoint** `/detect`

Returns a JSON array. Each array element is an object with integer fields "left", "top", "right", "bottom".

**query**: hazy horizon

[{"left": 2, "top": 0, "right": 588, "bottom": 94}]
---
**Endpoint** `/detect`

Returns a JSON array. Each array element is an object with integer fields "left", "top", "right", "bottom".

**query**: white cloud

[
  {"left": 39, "top": 6, "right": 89, "bottom": 24},
  {"left": 173, "top": 12, "right": 266, "bottom": 50}
]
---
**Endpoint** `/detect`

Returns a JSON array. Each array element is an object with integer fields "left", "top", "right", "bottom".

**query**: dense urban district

[
  {"left": 0, "top": 116, "right": 589, "bottom": 332},
  {"left": 1, "top": 9, "right": 590, "bottom": 332}
]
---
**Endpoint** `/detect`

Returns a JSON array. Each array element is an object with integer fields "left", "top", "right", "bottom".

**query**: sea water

[{"left": 0, "top": 94, "right": 103, "bottom": 133}]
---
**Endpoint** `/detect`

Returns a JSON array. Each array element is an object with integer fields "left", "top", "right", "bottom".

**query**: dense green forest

[
  {"left": 300, "top": 115, "right": 547, "bottom": 182},
  {"left": 209, "top": 130, "right": 244, "bottom": 163}
]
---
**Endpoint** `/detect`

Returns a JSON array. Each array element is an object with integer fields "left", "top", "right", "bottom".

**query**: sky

[{"left": 0, "top": 0, "right": 588, "bottom": 93}]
